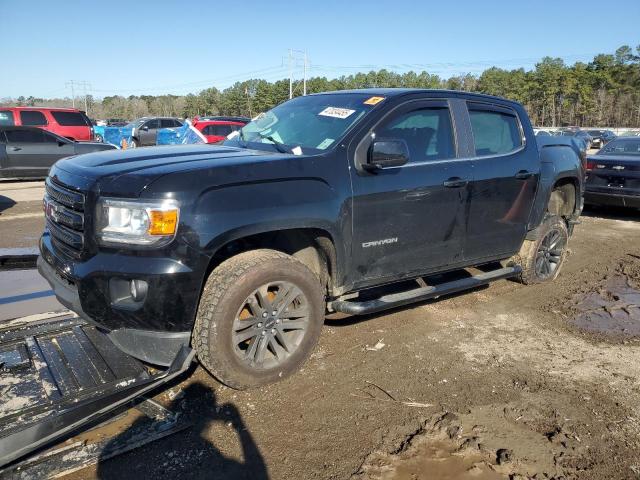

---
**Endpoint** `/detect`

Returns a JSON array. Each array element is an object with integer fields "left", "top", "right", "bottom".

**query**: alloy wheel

[{"left": 232, "top": 281, "right": 310, "bottom": 369}]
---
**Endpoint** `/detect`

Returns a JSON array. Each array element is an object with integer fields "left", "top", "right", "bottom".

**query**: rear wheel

[
  {"left": 193, "top": 249, "right": 325, "bottom": 389},
  {"left": 511, "top": 215, "right": 569, "bottom": 285}
]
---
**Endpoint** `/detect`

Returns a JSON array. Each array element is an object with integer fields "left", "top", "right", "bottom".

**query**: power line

[{"left": 90, "top": 66, "right": 286, "bottom": 95}]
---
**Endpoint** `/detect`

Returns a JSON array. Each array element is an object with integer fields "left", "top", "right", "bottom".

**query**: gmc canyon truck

[{"left": 37, "top": 89, "right": 584, "bottom": 390}]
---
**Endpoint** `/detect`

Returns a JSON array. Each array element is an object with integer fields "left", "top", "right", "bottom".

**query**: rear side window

[
  {"left": 20, "top": 111, "right": 47, "bottom": 126},
  {"left": 51, "top": 111, "right": 90, "bottom": 126},
  {"left": 161, "top": 119, "right": 181, "bottom": 128},
  {"left": 0, "top": 111, "right": 14, "bottom": 126},
  {"left": 204, "top": 124, "right": 233, "bottom": 136},
  {"left": 468, "top": 103, "right": 522, "bottom": 156},
  {"left": 375, "top": 107, "right": 456, "bottom": 162},
  {"left": 5, "top": 129, "right": 46, "bottom": 143}
]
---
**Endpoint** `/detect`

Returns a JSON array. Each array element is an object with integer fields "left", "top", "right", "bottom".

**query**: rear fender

[{"left": 527, "top": 141, "right": 583, "bottom": 232}]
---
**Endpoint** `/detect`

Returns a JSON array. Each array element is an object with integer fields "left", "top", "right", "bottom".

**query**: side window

[
  {"left": 375, "top": 107, "right": 455, "bottom": 162},
  {"left": 51, "top": 111, "right": 90, "bottom": 126},
  {"left": 173, "top": 119, "right": 183, "bottom": 127},
  {"left": 468, "top": 104, "right": 522, "bottom": 156},
  {"left": 5, "top": 129, "right": 46, "bottom": 143},
  {"left": 144, "top": 119, "right": 160, "bottom": 129},
  {"left": 42, "top": 131, "right": 61, "bottom": 143},
  {"left": 20, "top": 111, "right": 47, "bottom": 126},
  {"left": 216, "top": 125, "right": 232, "bottom": 136},
  {"left": 0, "top": 111, "right": 14, "bottom": 126},
  {"left": 161, "top": 119, "right": 179, "bottom": 128}
]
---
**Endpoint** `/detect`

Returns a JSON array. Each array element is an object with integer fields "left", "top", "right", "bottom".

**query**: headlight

[{"left": 96, "top": 198, "right": 179, "bottom": 247}]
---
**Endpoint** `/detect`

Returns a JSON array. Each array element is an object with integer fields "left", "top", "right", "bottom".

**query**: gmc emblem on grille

[{"left": 44, "top": 198, "right": 59, "bottom": 222}]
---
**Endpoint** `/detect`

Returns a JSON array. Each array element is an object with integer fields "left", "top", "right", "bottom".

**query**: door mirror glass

[
  {"left": 141, "top": 125, "right": 149, "bottom": 131},
  {"left": 366, "top": 139, "right": 409, "bottom": 170}
]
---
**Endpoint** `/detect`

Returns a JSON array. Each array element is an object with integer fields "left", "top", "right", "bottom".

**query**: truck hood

[{"left": 51, "top": 144, "right": 275, "bottom": 197}]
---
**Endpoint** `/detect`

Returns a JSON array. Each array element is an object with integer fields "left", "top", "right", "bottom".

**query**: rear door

[
  {"left": 19, "top": 110, "right": 48, "bottom": 130},
  {"left": 463, "top": 102, "right": 540, "bottom": 261},
  {"left": 4, "top": 128, "right": 74, "bottom": 177},
  {"left": 349, "top": 99, "right": 472, "bottom": 286}
]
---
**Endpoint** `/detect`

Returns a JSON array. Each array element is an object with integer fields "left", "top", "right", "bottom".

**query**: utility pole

[
  {"left": 78, "top": 81, "right": 92, "bottom": 114},
  {"left": 288, "top": 49, "right": 293, "bottom": 100},
  {"left": 303, "top": 50, "right": 307, "bottom": 96},
  {"left": 286, "top": 49, "right": 309, "bottom": 99},
  {"left": 65, "top": 81, "right": 76, "bottom": 108}
]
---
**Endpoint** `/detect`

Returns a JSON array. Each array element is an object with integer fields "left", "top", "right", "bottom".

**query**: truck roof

[{"left": 308, "top": 88, "right": 520, "bottom": 106}]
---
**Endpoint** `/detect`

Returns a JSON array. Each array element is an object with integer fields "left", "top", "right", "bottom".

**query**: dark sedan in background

[
  {"left": 0, "top": 126, "right": 116, "bottom": 180},
  {"left": 585, "top": 137, "right": 640, "bottom": 209},
  {"left": 587, "top": 129, "right": 616, "bottom": 149}
]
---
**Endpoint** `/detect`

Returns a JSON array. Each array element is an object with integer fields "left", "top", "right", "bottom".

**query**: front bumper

[
  {"left": 584, "top": 191, "right": 640, "bottom": 209},
  {"left": 38, "top": 233, "right": 202, "bottom": 366}
]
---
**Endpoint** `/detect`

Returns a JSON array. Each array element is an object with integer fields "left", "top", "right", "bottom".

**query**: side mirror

[
  {"left": 57, "top": 140, "right": 67, "bottom": 147},
  {"left": 141, "top": 125, "right": 149, "bottom": 131},
  {"left": 365, "top": 139, "right": 409, "bottom": 171}
]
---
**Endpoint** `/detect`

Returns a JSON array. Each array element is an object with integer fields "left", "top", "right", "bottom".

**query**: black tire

[
  {"left": 193, "top": 249, "right": 325, "bottom": 389},
  {"left": 95, "top": 134, "right": 103, "bottom": 143},
  {"left": 511, "top": 215, "right": 569, "bottom": 285}
]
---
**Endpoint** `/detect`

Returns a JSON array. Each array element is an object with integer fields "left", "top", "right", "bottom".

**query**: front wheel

[
  {"left": 193, "top": 249, "right": 325, "bottom": 389},
  {"left": 510, "top": 215, "right": 569, "bottom": 285}
]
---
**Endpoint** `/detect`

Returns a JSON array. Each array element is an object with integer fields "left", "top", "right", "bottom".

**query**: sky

[{"left": 2, "top": 0, "right": 639, "bottom": 99}]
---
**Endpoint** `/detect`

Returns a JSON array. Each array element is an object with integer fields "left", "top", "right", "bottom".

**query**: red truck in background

[
  {"left": 192, "top": 116, "right": 249, "bottom": 143},
  {"left": 0, "top": 107, "right": 94, "bottom": 141}
]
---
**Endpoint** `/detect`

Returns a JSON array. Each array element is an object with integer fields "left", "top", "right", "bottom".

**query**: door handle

[
  {"left": 443, "top": 177, "right": 468, "bottom": 188},
  {"left": 9, "top": 146, "right": 22, "bottom": 152},
  {"left": 515, "top": 170, "right": 533, "bottom": 180}
]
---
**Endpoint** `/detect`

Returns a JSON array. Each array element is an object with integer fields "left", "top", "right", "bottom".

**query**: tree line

[{"left": 2, "top": 45, "right": 639, "bottom": 127}]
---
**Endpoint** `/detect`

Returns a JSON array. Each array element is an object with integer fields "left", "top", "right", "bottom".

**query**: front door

[
  {"left": 4, "top": 128, "right": 74, "bottom": 177},
  {"left": 139, "top": 119, "right": 160, "bottom": 146},
  {"left": 349, "top": 100, "right": 472, "bottom": 287},
  {"left": 463, "top": 102, "right": 540, "bottom": 260}
]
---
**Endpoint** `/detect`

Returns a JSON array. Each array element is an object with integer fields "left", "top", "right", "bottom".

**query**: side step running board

[{"left": 331, "top": 266, "right": 521, "bottom": 315}]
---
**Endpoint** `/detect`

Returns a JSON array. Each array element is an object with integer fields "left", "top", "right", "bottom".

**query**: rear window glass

[
  {"left": 203, "top": 124, "right": 233, "bottom": 136},
  {"left": 468, "top": 104, "right": 522, "bottom": 156},
  {"left": 20, "top": 111, "right": 47, "bottom": 126},
  {"left": 51, "top": 111, "right": 90, "bottom": 126},
  {"left": 600, "top": 139, "right": 640, "bottom": 155},
  {"left": 0, "top": 111, "right": 14, "bottom": 126}
]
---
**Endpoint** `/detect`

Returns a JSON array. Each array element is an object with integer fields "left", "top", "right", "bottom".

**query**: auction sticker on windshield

[
  {"left": 319, "top": 107, "right": 356, "bottom": 119},
  {"left": 364, "top": 96, "right": 385, "bottom": 105}
]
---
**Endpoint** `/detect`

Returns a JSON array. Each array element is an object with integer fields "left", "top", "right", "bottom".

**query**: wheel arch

[{"left": 202, "top": 227, "right": 341, "bottom": 297}]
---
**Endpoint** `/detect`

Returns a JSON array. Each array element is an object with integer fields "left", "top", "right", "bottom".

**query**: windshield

[
  {"left": 599, "top": 139, "right": 640, "bottom": 156},
  {"left": 223, "top": 93, "right": 385, "bottom": 154},
  {"left": 124, "top": 119, "right": 145, "bottom": 129}
]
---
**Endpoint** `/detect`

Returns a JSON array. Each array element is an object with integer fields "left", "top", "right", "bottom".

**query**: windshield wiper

[{"left": 258, "top": 133, "right": 290, "bottom": 154}]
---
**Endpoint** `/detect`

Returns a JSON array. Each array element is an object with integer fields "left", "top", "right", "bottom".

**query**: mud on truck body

[{"left": 35, "top": 89, "right": 583, "bottom": 391}]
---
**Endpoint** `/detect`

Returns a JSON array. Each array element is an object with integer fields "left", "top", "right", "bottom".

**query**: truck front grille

[{"left": 45, "top": 178, "right": 86, "bottom": 258}]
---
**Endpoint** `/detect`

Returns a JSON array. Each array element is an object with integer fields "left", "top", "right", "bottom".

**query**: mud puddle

[
  {"left": 379, "top": 438, "right": 502, "bottom": 480},
  {"left": 570, "top": 272, "right": 640, "bottom": 337}
]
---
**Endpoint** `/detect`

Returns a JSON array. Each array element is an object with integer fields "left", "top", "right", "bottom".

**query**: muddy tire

[
  {"left": 193, "top": 249, "right": 325, "bottom": 389},
  {"left": 511, "top": 215, "right": 569, "bottom": 285}
]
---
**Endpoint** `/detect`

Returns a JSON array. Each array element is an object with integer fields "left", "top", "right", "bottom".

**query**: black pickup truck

[{"left": 37, "top": 89, "right": 584, "bottom": 389}]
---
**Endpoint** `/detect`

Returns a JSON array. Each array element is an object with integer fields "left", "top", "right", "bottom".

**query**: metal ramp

[{"left": 0, "top": 314, "right": 194, "bottom": 468}]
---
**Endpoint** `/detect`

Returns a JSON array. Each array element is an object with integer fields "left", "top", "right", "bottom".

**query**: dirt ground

[
  {"left": 33, "top": 205, "right": 633, "bottom": 480},
  {"left": 0, "top": 180, "right": 45, "bottom": 249}
]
